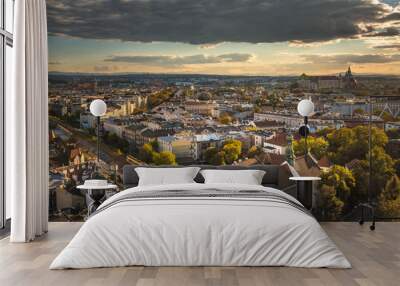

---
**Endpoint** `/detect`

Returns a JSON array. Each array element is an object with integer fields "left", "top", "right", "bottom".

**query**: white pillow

[
  {"left": 200, "top": 169, "right": 266, "bottom": 185},
  {"left": 136, "top": 167, "right": 201, "bottom": 186}
]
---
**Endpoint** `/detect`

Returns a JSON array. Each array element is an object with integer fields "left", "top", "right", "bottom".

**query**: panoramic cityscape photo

[{"left": 47, "top": 0, "right": 400, "bottom": 221}]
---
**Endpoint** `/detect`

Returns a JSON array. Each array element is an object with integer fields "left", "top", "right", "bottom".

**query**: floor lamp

[
  {"left": 89, "top": 99, "right": 107, "bottom": 178},
  {"left": 297, "top": 99, "right": 315, "bottom": 158}
]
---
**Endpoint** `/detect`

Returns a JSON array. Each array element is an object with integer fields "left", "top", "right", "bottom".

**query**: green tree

[
  {"left": 378, "top": 175, "right": 400, "bottom": 217},
  {"left": 320, "top": 165, "right": 355, "bottom": 203},
  {"left": 293, "top": 136, "right": 328, "bottom": 159},
  {"left": 153, "top": 151, "right": 176, "bottom": 165}
]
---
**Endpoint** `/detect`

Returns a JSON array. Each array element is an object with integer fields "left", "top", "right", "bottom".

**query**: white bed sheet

[{"left": 50, "top": 183, "right": 351, "bottom": 269}]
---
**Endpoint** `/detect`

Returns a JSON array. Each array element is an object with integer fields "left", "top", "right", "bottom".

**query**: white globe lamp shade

[
  {"left": 297, "top": 99, "right": 314, "bottom": 117},
  {"left": 90, "top": 99, "right": 107, "bottom": 117}
]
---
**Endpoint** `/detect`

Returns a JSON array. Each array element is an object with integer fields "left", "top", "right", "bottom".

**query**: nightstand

[
  {"left": 289, "top": 177, "right": 321, "bottom": 210},
  {"left": 77, "top": 183, "right": 118, "bottom": 217}
]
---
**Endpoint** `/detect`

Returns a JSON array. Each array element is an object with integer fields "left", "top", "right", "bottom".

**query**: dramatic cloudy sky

[{"left": 47, "top": 0, "right": 400, "bottom": 75}]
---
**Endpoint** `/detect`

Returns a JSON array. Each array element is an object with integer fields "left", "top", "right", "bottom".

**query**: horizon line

[{"left": 48, "top": 71, "right": 400, "bottom": 78}]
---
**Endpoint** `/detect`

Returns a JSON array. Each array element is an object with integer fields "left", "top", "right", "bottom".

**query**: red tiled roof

[
  {"left": 318, "top": 156, "right": 332, "bottom": 168},
  {"left": 266, "top": 133, "right": 287, "bottom": 147}
]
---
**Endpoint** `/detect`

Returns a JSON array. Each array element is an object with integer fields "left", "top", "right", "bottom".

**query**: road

[{"left": 50, "top": 116, "right": 144, "bottom": 169}]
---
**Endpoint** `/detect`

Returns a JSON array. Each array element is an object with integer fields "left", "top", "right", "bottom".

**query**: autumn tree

[
  {"left": 320, "top": 165, "right": 355, "bottom": 203},
  {"left": 138, "top": 141, "right": 176, "bottom": 165},
  {"left": 204, "top": 147, "right": 225, "bottom": 165},
  {"left": 378, "top": 175, "right": 400, "bottom": 217},
  {"left": 138, "top": 143, "right": 155, "bottom": 163},
  {"left": 315, "top": 184, "right": 344, "bottom": 220},
  {"left": 268, "top": 91, "right": 282, "bottom": 111},
  {"left": 248, "top": 145, "right": 263, "bottom": 158},
  {"left": 222, "top": 139, "right": 242, "bottom": 164},
  {"left": 327, "top": 126, "right": 388, "bottom": 165},
  {"left": 153, "top": 151, "right": 176, "bottom": 165},
  {"left": 219, "top": 113, "right": 233, "bottom": 125},
  {"left": 204, "top": 139, "right": 242, "bottom": 165},
  {"left": 349, "top": 147, "right": 395, "bottom": 206},
  {"left": 293, "top": 136, "right": 328, "bottom": 159},
  {"left": 369, "top": 146, "right": 395, "bottom": 194}
]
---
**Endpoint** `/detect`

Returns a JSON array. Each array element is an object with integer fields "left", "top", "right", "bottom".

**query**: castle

[{"left": 298, "top": 66, "right": 357, "bottom": 90}]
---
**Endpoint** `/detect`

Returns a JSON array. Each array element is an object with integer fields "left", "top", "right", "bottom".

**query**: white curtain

[{"left": 7, "top": 0, "right": 49, "bottom": 242}]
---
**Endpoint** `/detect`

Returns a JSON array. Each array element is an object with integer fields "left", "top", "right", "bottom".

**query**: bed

[{"left": 50, "top": 165, "right": 351, "bottom": 269}]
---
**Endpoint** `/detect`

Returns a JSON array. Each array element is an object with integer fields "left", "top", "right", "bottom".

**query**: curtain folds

[{"left": 8, "top": 0, "right": 49, "bottom": 242}]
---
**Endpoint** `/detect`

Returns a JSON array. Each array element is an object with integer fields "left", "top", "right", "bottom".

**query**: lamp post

[
  {"left": 90, "top": 99, "right": 107, "bottom": 178},
  {"left": 297, "top": 99, "right": 315, "bottom": 159}
]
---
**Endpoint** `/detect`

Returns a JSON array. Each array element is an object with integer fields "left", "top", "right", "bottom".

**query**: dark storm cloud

[
  {"left": 364, "top": 27, "right": 400, "bottom": 37},
  {"left": 46, "top": 0, "right": 400, "bottom": 44},
  {"left": 301, "top": 54, "right": 400, "bottom": 65},
  {"left": 373, "top": 44, "right": 400, "bottom": 50},
  {"left": 104, "top": 53, "right": 253, "bottom": 66}
]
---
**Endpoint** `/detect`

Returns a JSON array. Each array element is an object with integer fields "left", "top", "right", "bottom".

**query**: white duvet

[{"left": 50, "top": 183, "right": 351, "bottom": 269}]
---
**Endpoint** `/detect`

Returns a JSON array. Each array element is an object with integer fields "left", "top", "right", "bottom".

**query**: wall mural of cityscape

[{"left": 47, "top": 0, "right": 400, "bottom": 221}]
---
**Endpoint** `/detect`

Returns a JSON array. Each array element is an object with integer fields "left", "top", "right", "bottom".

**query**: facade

[
  {"left": 158, "top": 136, "right": 194, "bottom": 159},
  {"left": 80, "top": 113, "right": 97, "bottom": 129},
  {"left": 184, "top": 100, "right": 218, "bottom": 116}
]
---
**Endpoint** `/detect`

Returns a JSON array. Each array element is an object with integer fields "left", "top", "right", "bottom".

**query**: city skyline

[{"left": 48, "top": 0, "right": 400, "bottom": 75}]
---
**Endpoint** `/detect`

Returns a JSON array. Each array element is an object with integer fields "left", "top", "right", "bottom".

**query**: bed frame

[{"left": 122, "top": 164, "right": 299, "bottom": 198}]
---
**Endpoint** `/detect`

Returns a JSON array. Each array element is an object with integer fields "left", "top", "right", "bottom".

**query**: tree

[
  {"left": 204, "top": 147, "right": 225, "bottom": 165},
  {"left": 316, "top": 127, "right": 335, "bottom": 138},
  {"left": 386, "top": 128, "right": 400, "bottom": 140},
  {"left": 248, "top": 145, "right": 262, "bottom": 158},
  {"left": 153, "top": 151, "right": 176, "bottom": 165},
  {"left": 268, "top": 91, "right": 282, "bottom": 111},
  {"left": 149, "top": 140, "right": 159, "bottom": 152},
  {"left": 369, "top": 146, "right": 395, "bottom": 193},
  {"left": 327, "top": 126, "right": 388, "bottom": 165},
  {"left": 148, "top": 89, "right": 174, "bottom": 108},
  {"left": 353, "top": 108, "right": 365, "bottom": 116},
  {"left": 223, "top": 144, "right": 240, "bottom": 164},
  {"left": 315, "top": 184, "right": 344, "bottom": 220},
  {"left": 293, "top": 136, "right": 328, "bottom": 160},
  {"left": 349, "top": 147, "right": 395, "bottom": 207},
  {"left": 378, "top": 176, "right": 400, "bottom": 217},
  {"left": 222, "top": 139, "right": 242, "bottom": 164},
  {"left": 138, "top": 143, "right": 155, "bottom": 163},
  {"left": 349, "top": 160, "right": 370, "bottom": 205},
  {"left": 320, "top": 165, "right": 355, "bottom": 204},
  {"left": 395, "top": 160, "right": 400, "bottom": 177},
  {"left": 219, "top": 113, "right": 233, "bottom": 125}
]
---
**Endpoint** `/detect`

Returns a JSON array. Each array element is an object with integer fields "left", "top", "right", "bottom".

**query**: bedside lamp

[
  {"left": 90, "top": 99, "right": 107, "bottom": 178},
  {"left": 297, "top": 99, "right": 314, "bottom": 159}
]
